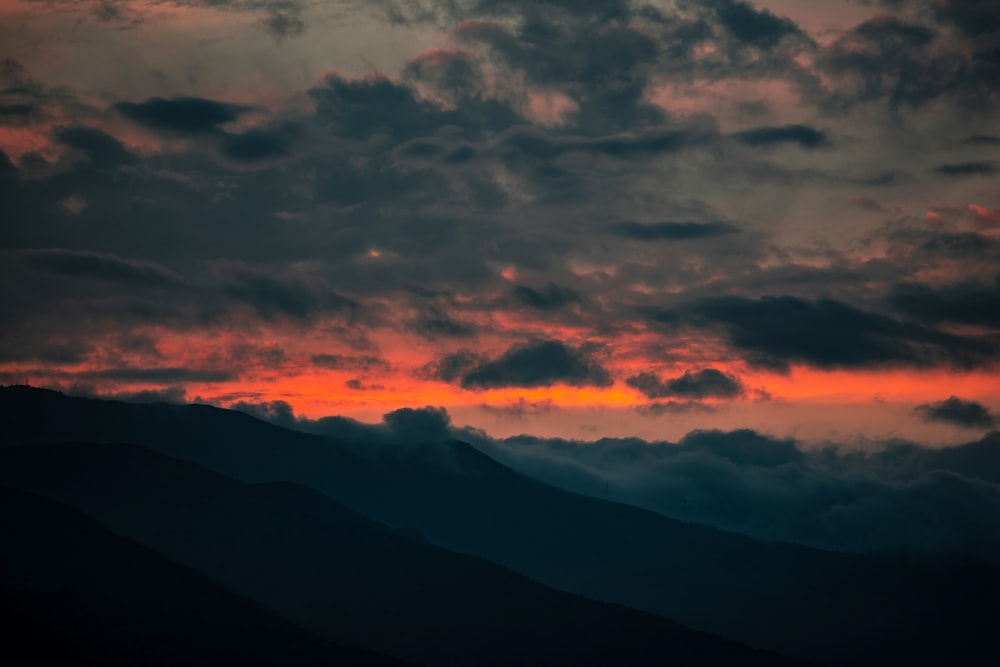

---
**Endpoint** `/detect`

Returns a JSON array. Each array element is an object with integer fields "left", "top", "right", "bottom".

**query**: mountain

[
  {"left": 0, "top": 440, "right": 796, "bottom": 667},
  {"left": 3, "top": 386, "right": 998, "bottom": 665},
  {"left": 0, "top": 485, "right": 406, "bottom": 667}
]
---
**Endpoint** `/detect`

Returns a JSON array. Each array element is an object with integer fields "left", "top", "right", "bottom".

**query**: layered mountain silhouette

[
  {"left": 0, "top": 440, "right": 793, "bottom": 666},
  {"left": 3, "top": 386, "right": 998, "bottom": 665},
  {"left": 0, "top": 485, "right": 406, "bottom": 667}
]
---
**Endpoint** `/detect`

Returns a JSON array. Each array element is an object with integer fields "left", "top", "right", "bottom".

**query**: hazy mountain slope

[
  {"left": 0, "top": 441, "right": 797, "bottom": 667},
  {"left": 3, "top": 386, "right": 998, "bottom": 666},
  {"left": 0, "top": 485, "right": 408, "bottom": 667}
]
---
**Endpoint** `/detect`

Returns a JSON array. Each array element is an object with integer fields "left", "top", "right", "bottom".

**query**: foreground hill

[
  {"left": 0, "top": 485, "right": 406, "bottom": 667},
  {"left": 3, "top": 386, "right": 998, "bottom": 665},
  {"left": 0, "top": 441, "right": 796, "bottom": 667}
]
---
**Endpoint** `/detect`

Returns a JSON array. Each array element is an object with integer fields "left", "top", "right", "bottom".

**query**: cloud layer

[{"left": 0, "top": 0, "right": 998, "bottom": 438}]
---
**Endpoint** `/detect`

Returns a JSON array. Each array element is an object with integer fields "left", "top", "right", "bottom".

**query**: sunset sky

[{"left": 2, "top": 0, "right": 998, "bottom": 444}]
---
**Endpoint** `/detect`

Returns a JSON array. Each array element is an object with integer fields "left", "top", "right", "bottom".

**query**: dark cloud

[
  {"left": 635, "top": 400, "right": 717, "bottom": 416},
  {"left": 219, "top": 123, "right": 301, "bottom": 162},
  {"left": 231, "top": 399, "right": 298, "bottom": 429},
  {"left": 612, "top": 220, "right": 741, "bottom": 241},
  {"left": 932, "top": 0, "right": 1000, "bottom": 37},
  {"left": 711, "top": 0, "right": 801, "bottom": 48},
  {"left": 430, "top": 350, "right": 484, "bottom": 383},
  {"left": 816, "top": 14, "right": 975, "bottom": 109},
  {"left": 54, "top": 126, "right": 137, "bottom": 166},
  {"left": 734, "top": 124, "right": 830, "bottom": 149},
  {"left": 680, "top": 428, "right": 804, "bottom": 467},
  {"left": 512, "top": 283, "right": 582, "bottom": 310},
  {"left": 443, "top": 340, "right": 611, "bottom": 389},
  {"left": 627, "top": 368, "right": 745, "bottom": 400},
  {"left": 915, "top": 397, "right": 995, "bottom": 428},
  {"left": 961, "top": 135, "right": 1000, "bottom": 145},
  {"left": 311, "top": 353, "right": 390, "bottom": 372},
  {"left": 403, "top": 47, "right": 483, "bottom": 102},
  {"left": 12, "top": 249, "right": 182, "bottom": 287},
  {"left": 223, "top": 269, "right": 358, "bottom": 322},
  {"left": 383, "top": 405, "right": 452, "bottom": 442},
  {"left": 309, "top": 72, "right": 516, "bottom": 143},
  {"left": 0, "top": 58, "right": 56, "bottom": 126},
  {"left": 480, "top": 397, "right": 555, "bottom": 419},
  {"left": 934, "top": 161, "right": 997, "bottom": 176},
  {"left": 81, "top": 366, "right": 235, "bottom": 384},
  {"left": 258, "top": 9, "right": 306, "bottom": 39},
  {"left": 498, "top": 125, "right": 716, "bottom": 162},
  {"left": 408, "top": 305, "right": 477, "bottom": 340},
  {"left": 115, "top": 97, "right": 251, "bottom": 134},
  {"left": 889, "top": 280, "right": 1000, "bottom": 327},
  {"left": 653, "top": 295, "right": 1000, "bottom": 371}
]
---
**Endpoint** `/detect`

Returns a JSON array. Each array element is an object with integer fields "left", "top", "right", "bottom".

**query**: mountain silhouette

[
  {"left": 3, "top": 386, "right": 998, "bottom": 665},
  {"left": 0, "top": 485, "right": 408, "bottom": 667},
  {"left": 0, "top": 440, "right": 798, "bottom": 667}
]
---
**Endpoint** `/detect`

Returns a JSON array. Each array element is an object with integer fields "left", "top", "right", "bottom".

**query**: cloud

[
  {"left": 55, "top": 126, "right": 137, "bottom": 166},
  {"left": 733, "top": 124, "right": 830, "bottom": 149},
  {"left": 439, "top": 340, "right": 611, "bottom": 389},
  {"left": 815, "top": 13, "right": 980, "bottom": 109},
  {"left": 932, "top": 0, "right": 1000, "bottom": 36},
  {"left": 219, "top": 123, "right": 301, "bottom": 162},
  {"left": 464, "top": 427, "right": 1000, "bottom": 558},
  {"left": 512, "top": 283, "right": 582, "bottom": 310},
  {"left": 480, "top": 397, "right": 555, "bottom": 420},
  {"left": 223, "top": 269, "right": 358, "bottom": 322},
  {"left": 934, "top": 161, "right": 998, "bottom": 176},
  {"left": 889, "top": 280, "right": 1000, "bottom": 327},
  {"left": 311, "top": 353, "right": 390, "bottom": 372},
  {"left": 258, "top": 9, "right": 306, "bottom": 40},
  {"left": 115, "top": 97, "right": 251, "bottom": 134},
  {"left": 407, "top": 306, "right": 477, "bottom": 340},
  {"left": 80, "top": 366, "right": 235, "bottom": 383},
  {"left": 711, "top": 0, "right": 802, "bottom": 48},
  {"left": 221, "top": 399, "right": 1000, "bottom": 558},
  {"left": 383, "top": 405, "right": 452, "bottom": 442},
  {"left": 915, "top": 397, "right": 995, "bottom": 428},
  {"left": 653, "top": 295, "right": 1000, "bottom": 371},
  {"left": 611, "top": 220, "right": 741, "bottom": 241},
  {"left": 11, "top": 249, "right": 183, "bottom": 287},
  {"left": 627, "top": 368, "right": 745, "bottom": 400}
]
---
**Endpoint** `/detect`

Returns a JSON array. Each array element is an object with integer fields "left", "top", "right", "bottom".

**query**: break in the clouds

[{"left": 0, "top": 0, "right": 998, "bottom": 440}]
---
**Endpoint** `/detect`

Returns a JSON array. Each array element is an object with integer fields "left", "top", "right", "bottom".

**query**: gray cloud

[
  {"left": 652, "top": 295, "right": 1000, "bottom": 372},
  {"left": 934, "top": 161, "right": 998, "bottom": 176},
  {"left": 115, "top": 97, "right": 252, "bottom": 134},
  {"left": 437, "top": 340, "right": 612, "bottom": 389},
  {"left": 612, "top": 220, "right": 741, "bottom": 241},
  {"left": 915, "top": 397, "right": 996, "bottom": 428},
  {"left": 733, "top": 124, "right": 830, "bottom": 149},
  {"left": 627, "top": 368, "right": 745, "bottom": 400}
]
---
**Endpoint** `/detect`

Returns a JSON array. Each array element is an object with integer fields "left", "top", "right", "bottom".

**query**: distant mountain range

[
  {"left": 0, "top": 440, "right": 787, "bottom": 666},
  {"left": 3, "top": 386, "right": 998, "bottom": 665}
]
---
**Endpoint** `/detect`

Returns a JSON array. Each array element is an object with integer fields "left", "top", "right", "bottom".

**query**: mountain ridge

[{"left": 3, "top": 385, "right": 998, "bottom": 666}]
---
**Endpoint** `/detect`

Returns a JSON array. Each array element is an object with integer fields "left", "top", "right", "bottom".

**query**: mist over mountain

[
  {"left": 3, "top": 386, "right": 998, "bottom": 666},
  {"left": 235, "top": 396, "right": 1000, "bottom": 559}
]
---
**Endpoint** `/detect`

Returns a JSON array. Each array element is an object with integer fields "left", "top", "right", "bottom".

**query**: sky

[{"left": 1, "top": 0, "right": 999, "bottom": 445}]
